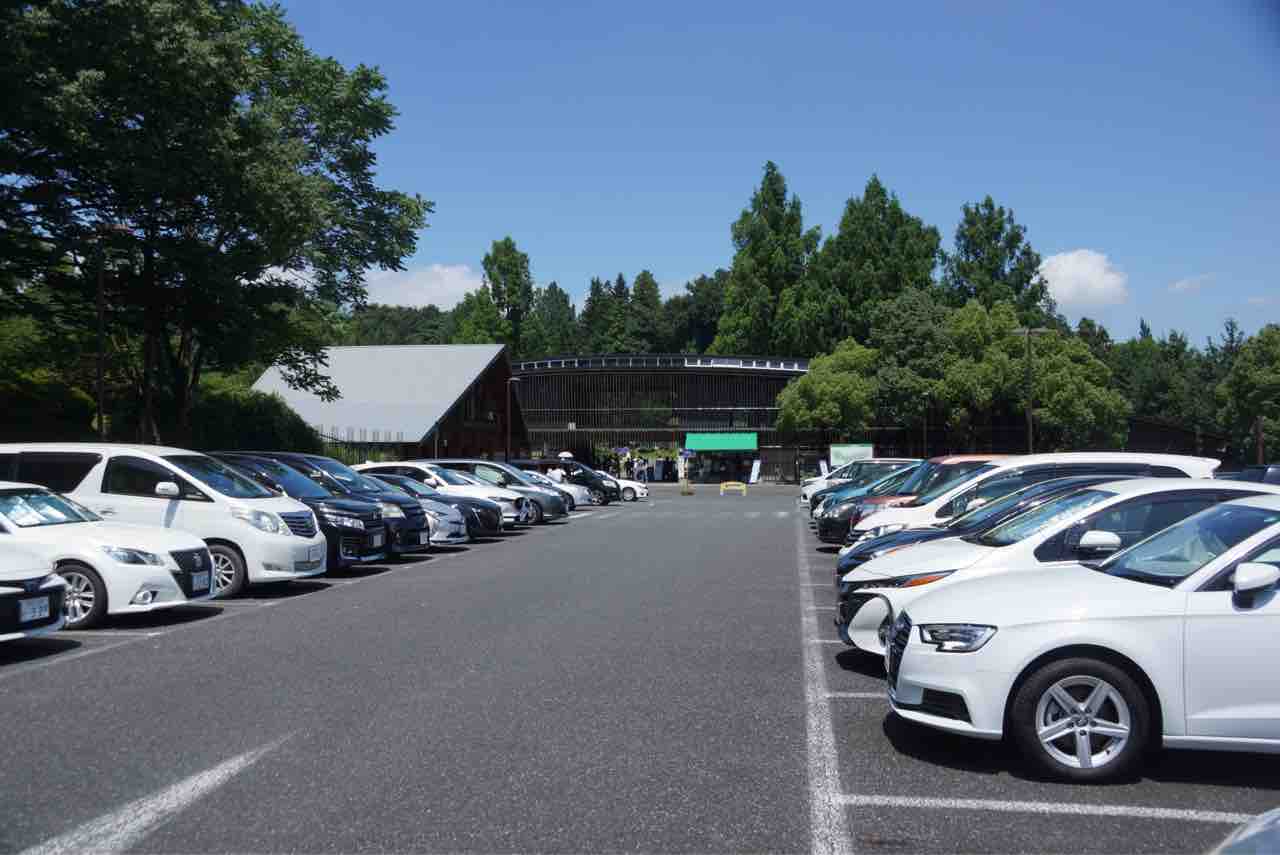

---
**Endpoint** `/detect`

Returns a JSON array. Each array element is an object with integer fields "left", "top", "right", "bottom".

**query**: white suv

[
  {"left": 0, "top": 481, "right": 215, "bottom": 627},
  {"left": 0, "top": 444, "right": 327, "bottom": 598},
  {"left": 888, "top": 495, "right": 1280, "bottom": 782},
  {"left": 0, "top": 545, "right": 67, "bottom": 642},
  {"left": 844, "top": 452, "right": 1221, "bottom": 547}
]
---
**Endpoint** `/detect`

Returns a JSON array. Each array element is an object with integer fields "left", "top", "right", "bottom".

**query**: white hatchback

[
  {"left": 0, "top": 545, "right": 66, "bottom": 642},
  {"left": 0, "top": 444, "right": 327, "bottom": 598},
  {"left": 0, "top": 481, "right": 215, "bottom": 627},
  {"left": 841, "top": 478, "right": 1280, "bottom": 654},
  {"left": 887, "top": 495, "right": 1280, "bottom": 782}
]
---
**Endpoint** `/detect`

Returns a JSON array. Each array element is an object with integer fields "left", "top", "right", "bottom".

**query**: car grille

[
  {"left": 886, "top": 612, "right": 912, "bottom": 690},
  {"left": 0, "top": 581, "right": 65, "bottom": 633},
  {"left": 280, "top": 510, "right": 317, "bottom": 537},
  {"left": 169, "top": 548, "right": 214, "bottom": 597}
]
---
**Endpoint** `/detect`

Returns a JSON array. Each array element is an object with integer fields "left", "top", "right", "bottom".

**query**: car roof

[
  {"left": 1088, "top": 477, "right": 1280, "bottom": 497},
  {"left": 0, "top": 480, "right": 48, "bottom": 491},
  {"left": 927, "top": 454, "right": 1006, "bottom": 463},
  {"left": 1220, "top": 493, "right": 1280, "bottom": 510},
  {"left": 0, "top": 442, "right": 198, "bottom": 456},
  {"left": 987, "top": 452, "right": 1220, "bottom": 472}
]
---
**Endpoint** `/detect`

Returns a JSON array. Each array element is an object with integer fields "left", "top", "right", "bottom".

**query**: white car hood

[
  {"left": 905, "top": 564, "right": 1180, "bottom": 628},
  {"left": 852, "top": 539, "right": 994, "bottom": 580},
  {"left": 14, "top": 520, "right": 206, "bottom": 553}
]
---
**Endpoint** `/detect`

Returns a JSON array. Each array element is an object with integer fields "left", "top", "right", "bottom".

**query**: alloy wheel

[
  {"left": 61, "top": 570, "right": 95, "bottom": 625},
  {"left": 212, "top": 552, "right": 237, "bottom": 596},
  {"left": 1034, "top": 675, "right": 1132, "bottom": 770}
]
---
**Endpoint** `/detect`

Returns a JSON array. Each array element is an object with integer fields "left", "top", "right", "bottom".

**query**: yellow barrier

[{"left": 719, "top": 481, "right": 747, "bottom": 496}]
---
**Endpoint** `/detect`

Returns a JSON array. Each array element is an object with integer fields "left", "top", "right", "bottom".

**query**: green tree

[
  {"left": 776, "top": 175, "right": 941, "bottom": 353},
  {"left": 867, "top": 287, "right": 956, "bottom": 435},
  {"left": 775, "top": 339, "right": 878, "bottom": 437},
  {"left": 709, "top": 162, "right": 820, "bottom": 355},
  {"left": 941, "top": 197, "right": 1052, "bottom": 325},
  {"left": 606, "top": 273, "right": 634, "bottom": 352},
  {"left": 576, "top": 277, "right": 614, "bottom": 354},
  {"left": 1218, "top": 324, "right": 1280, "bottom": 463},
  {"left": 628, "top": 270, "right": 663, "bottom": 352},
  {"left": 481, "top": 237, "right": 534, "bottom": 352},
  {"left": 520, "top": 281, "right": 577, "bottom": 358},
  {"left": 0, "top": 0, "right": 429, "bottom": 443},
  {"left": 451, "top": 286, "right": 508, "bottom": 344}
]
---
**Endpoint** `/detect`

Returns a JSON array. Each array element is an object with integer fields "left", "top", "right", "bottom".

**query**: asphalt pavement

[{"left": 1, "top": 484, "right": 1275, "bottom": 853}]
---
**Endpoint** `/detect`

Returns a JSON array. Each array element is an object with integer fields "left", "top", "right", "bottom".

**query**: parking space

[{"left": 797, "top": 507, "right": 1278, "bottom": 854}]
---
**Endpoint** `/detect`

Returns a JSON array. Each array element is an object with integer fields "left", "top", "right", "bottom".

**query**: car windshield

[
  {"left": 971, "top": 489, "right": 1114, "bottom": 547},
  {"left": 164, "top": 455, "right": 276, "bottom": 499},
  {"left": 428, "top": 467, "right": 477, "bottom": 487},
  {"left": 865, "top": 465, "right": 919, "bottom": 497},
  {"left": 945, "top": 480, "right": 1085, "bottom": 534},
  {"left": 1097, "top": 504, "right": 1280, "bottom": 588},
  {"left": 0, "top": 489, "right": 99, "bottom": 527},
  {"left": 905, "top": 462, "right": 998, "bottom": 506},
  {"left": 237, "top": 458, "right": 330, "bottom": 499},
  {"left": 523, "top": 471, "right": 554, "bottom": 487},
  {"left": 378, "top": 476, "right": 433, "bottom": 498}
]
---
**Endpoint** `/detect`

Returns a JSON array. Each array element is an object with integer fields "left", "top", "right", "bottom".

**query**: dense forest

[{"left": 1, "top": 3, "right": 1276, "bottom": 461}]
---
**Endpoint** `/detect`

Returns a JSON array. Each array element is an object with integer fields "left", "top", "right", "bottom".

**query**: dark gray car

[{"left": 428, "top": 459, "right": 569, "bottom": 524}]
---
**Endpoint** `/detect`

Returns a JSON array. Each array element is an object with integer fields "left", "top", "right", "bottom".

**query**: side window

[
  {"left": 942, "top": 470, "right": 1036, "bottom": 518},
  {"left": 1150, "top": 466, "right": 1187, "bottom": 478},
  {"left": 103, "top": 456, "right": 204, "bottom": 500},
  {"left": 1203, "top": 539, "right": 1280, "bottom": 592},
  {"left": 363, "top": 466, "right": 395, "bottom": 475},
  {"left": 472, "top": 466, "right": 505, "bottom": 486},
  {"left": 1036, "top": 495, "right": 1216, "bottom": 562},
  {"left": 16, "top": 453, "right": 102, "bottom": 492},
  {"left": 0, "top": 453, "right": 17, "bottom": 480}
]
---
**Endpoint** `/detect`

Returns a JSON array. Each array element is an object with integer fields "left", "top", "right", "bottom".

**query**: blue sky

[{"left": 279, "top": 0, "right": 1278, "bottom": 344}]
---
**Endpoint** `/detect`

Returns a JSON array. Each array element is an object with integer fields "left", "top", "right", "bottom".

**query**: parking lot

[{"left": 1, "top": 485, "right": 1275, "bottom": 853}]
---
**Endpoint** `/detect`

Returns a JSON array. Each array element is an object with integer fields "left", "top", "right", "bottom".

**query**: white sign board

[{"left": 830, "top": 444, "right": 874, "bottom": 467}]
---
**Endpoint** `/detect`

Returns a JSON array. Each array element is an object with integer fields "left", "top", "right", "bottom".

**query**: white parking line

[
  {"left": 19, "top": 735, "right": 291, "bottom": 855},
  {"left": 746, "top": 511, "right": 762, "bottom": 519},
  {"left": 827, "top": 692, "right": 882, "bottom": 699},
  {"left": 57, "top": 630, "right": 166, "bottom": 638},
  {"left": 776, "top": 510, "right": 790, "bottom": 518},
  {"left": 796, "top": 514, "right": 853, "bottom": 855},
  {"left": 837, "top": 794, "right": 1254, "bottom": 825}
]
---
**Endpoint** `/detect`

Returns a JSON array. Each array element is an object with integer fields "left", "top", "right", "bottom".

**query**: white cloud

[
  {"left": 1039, "top": 249, "right": 1130, "bottom": 310},
  {"left": 1169, "top": 273, "right": 1214, "bottom": 294},
  {"left": 363, "top": 263, "right": 483, "bottom": 309}
]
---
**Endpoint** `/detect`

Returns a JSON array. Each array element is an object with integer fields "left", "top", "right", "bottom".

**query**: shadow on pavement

[
  {"left": 0, "top": 637, "right": 82, "bottom": 667},
  {"left": 111, "top": 605, "right": 224, "bottom": 629},
  {"left": 835, "top": 648, "right": 885, "bottom": 678},
  {"left": 428, "top": 545, "right": 469, "bottom": 554},
  {"left": 881, "top": 713, "right": 1010, "bottom": 775},
  {"left": 235, "top": 579, "right": 333, "bottom": 600},
  {"left": 816, "top": 545, "right": 841, "bottom": 555}
]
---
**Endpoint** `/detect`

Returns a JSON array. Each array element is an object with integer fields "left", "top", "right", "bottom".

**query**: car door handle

[{"left": 97, "top": 507, "right": 117, "bottom": 516}]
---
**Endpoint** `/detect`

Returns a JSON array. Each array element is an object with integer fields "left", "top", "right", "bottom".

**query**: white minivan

[
  {"left": 844, "top": 452, "right": 1221, "bottom": 547},
  {"left": 0, "top": 444, "right": 327, "bottom": 598}
]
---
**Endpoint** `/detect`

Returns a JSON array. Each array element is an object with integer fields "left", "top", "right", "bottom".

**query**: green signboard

[{"left": 684, "top": 432, "right": 759, "bottom": 452}]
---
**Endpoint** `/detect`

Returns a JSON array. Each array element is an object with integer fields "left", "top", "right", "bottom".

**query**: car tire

[
  {"left": 622, "top": 487, "right": 636, "bottom": 502},
  {"left": 208, "top": 543, "right": 248, "bottom": 599},
  {"left": 530, "top": 501, "right": 545, "bottom": 524},
  {"left": 1009, "top": 657, "right": 1150, "bottom": 783},
  {"left": 589, "top": 488, "right": 605, "bottom": 505},
  {"left": 58, "top": 562, "right": 107, "bottom": 629}
]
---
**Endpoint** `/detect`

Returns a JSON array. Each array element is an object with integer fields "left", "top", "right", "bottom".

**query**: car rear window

[{"left": 16, "top": 452, "right": 102, "bottom": 492}]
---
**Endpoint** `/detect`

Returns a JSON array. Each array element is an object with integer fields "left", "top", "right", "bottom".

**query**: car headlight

[
  {"left": 604, "top": 479, "right": 618, "bottom": 487},
  {"left": 832, "top": 502, "right": 861, "bottom": 520},
  {"left": 867, "top": 523, "right": 907, "bottom": 539},
  {"left": 322, "top": 513, "right": 365, "bottom": 530},
  {"left": 379, "top": 501, "right": 405, "bottom": 519},
  {"left": 487, "top": 495, "right": 508, "bottom": 504},
  {"left": 845, "top": 570, "right": 956, "bottom": 591},
  {"left": 424, "top": 509, "right": 441, "bottom": 523},
  {"left": 918, "top": 623, "right": 997, "bottom": 652},
  {"left": 101, "top": 545, "right": 166, "bottom": 566},
  {"left": 231, "top": 508, "right": 284, "bottom": 534}
]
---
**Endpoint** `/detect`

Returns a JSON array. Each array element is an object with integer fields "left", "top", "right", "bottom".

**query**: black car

[
  {"left": 1218, "top": 464, "right": 1280, "bottom": 485},
  {"left": 213, "top": 453, "right": 388, "bottom": 570},
  {"left": 367, "top": 473, "right": 503, "bottom": 538},
  {"left": 430, "top": 459, "right": 569, "bottom": 523},
  {"left": 513, "top": 458, "right": 619, "bottom": 504},
  {"left": 247, "top": 452, "right": 430, "bottom": 557}
]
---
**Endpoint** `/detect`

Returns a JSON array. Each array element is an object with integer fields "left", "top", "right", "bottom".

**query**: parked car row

[
  {"left": 811, "top": 451, "right": 1280, "bottom": 783},
  {"left": 0, "top": 443, "right": 634, "bottom": 639}
]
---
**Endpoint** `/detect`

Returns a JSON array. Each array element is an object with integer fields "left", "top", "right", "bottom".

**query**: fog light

[
  {"left": 262, "top": 562, "right": 288, "bottom": 573},
  {"left": 131, "top": 589, "right": 156, "bottom": 606}
]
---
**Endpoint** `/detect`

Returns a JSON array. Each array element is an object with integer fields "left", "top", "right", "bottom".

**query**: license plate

[
  {"left": 191, "top": 571, "right": 210, "bottom": 592},
  {"left": 308, "top": 545, "right": 323, "bottom": 562},
  {"left": 419, "top": 531, "right": 430, "bottom": 545},
  {"left": 19, "top": 596, "right": 50, "bottom": 623},
  {"left": 370, "top": 532, "right": 384, "bottom": 548}
]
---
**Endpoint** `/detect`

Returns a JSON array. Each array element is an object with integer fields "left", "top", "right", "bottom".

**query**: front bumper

[
  {"left": 249, "top": 533, "right": 328, "bottom": 581},
  {"left": 816, "top": 515, "right": 852, "bottom": 544},
  {"left": 888, "top": 624, "right": 1007, "bottom": 739},
  {"left": 0, "top": 580, "right": 67, "bottom": 641},
  {"left": 110, "top": 550, "right": 217, "bottom": 614},
  {"left": 430, "top": 519, "right": 469, "bottom": 544},
  {"left": 330, "top": 525, "right": 389, "bottom": 568}
]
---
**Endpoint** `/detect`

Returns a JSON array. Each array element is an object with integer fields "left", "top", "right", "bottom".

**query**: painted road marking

[
  {"left": 837, "top": 794, "right": 1254, "bottom": 825},
  {"left": 796, "top": 514, "right": 853, "bottom": 855},
  {"left": 18, "top": 736, "right": 291, "bottom": 855},
  {"left": 57, "top": 630, "right": 165, "bottom": 638},
  {"left": 827, "top": 692, "right": 882, "bottom": 699}
]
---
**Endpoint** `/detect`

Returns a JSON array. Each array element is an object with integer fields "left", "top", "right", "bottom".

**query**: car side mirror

[
  {"left": 1233, "top": 562, "right": 1280, "bottom": 604},
  {"left": 935, "top": 500, "right": 955, "bottom": 519},
  {"left": 155, "top": 481, "right": 181, "bottom": 498},
  {"left": 1076, "top": 530, "right": 1121, "bottom": 554}
]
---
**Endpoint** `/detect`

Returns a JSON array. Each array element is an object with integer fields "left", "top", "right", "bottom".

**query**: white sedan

[
  {"left": 887, "top": 494, "right": 1280, "bottom": 782},
  {"left": 614, "top": 477, "right": 648, "bottom": 502},
  {"left": 0, "top": 481, "right": 215, "bottom": 628},
  {"left": 0, "top": 545, "right": 67, "bottom": 641}
]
